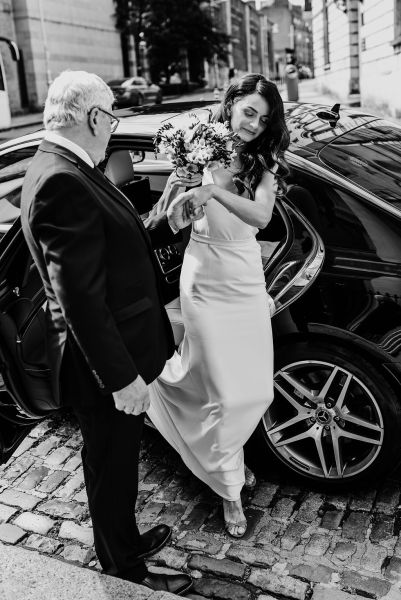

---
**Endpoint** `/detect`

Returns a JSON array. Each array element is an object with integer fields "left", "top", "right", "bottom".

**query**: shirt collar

[{"left": 44, "top": 131, "right": 95, "bottom": 168}]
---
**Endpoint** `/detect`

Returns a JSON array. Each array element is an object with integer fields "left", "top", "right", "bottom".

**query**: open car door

[
  {"left": 164, "top": 189, "right": 325, "bottom": 346},
  {"left": 0, "top": 221, "right": 54, "bottom": 464},
  {"left": 0, "top": 143, "right": 55, "bottom": 464}
]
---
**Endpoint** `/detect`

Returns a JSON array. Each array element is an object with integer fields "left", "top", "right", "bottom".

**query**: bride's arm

[
  {"left": 154, "top": 170, "right": 203, "bottom": 215},
  {"left": 186, "top": 167, "right": 278, "bottom": 229}
]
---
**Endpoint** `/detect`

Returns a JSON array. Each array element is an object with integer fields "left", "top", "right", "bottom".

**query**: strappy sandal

[
  {"left": 244, "top": 465, "right": 257, "bottom": 489},
  {"left": 224, "top": 518, "right": 248, "bottom": 539}
]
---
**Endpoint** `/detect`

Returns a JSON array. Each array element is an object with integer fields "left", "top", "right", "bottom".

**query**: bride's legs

[
  {"left": 244, "top": 464, "right": 256, "bottom": 489},
  {"left": 223, "top": 498, "right": 247, "bottom": 538}
]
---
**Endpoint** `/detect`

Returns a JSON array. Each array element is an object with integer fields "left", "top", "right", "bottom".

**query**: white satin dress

[{"left": 148, "top": 169, "right": 274, "bottom": 500}]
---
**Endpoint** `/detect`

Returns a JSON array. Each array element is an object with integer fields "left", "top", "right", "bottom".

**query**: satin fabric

[{"left": 148, "top": 169, "right": 274, "bottom": 500}]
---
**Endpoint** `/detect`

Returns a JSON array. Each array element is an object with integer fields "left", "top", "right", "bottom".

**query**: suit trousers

[{"left": 74, "top": 402, "right": 148, "bottom": 583}]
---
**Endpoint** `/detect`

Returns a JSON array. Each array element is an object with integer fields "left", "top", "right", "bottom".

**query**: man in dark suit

[{"left": 21, "top": 70, "right": 200, "bottom": 596}]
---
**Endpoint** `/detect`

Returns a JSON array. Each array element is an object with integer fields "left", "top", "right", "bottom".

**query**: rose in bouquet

[{"left": 153, "top": 112, "right": 237, "bottom": 180}]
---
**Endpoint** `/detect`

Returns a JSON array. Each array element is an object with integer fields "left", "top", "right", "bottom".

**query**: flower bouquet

[{"left": 153, "top": 111, "right": 237, "bottom": 180}]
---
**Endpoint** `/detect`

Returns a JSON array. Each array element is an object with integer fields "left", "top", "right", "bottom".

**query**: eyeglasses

[{"left": 88, "top": 106, "right": 120, "bottom": 133}]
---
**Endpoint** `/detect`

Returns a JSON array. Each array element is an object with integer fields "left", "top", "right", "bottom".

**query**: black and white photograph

[{"left": 1, "top": 1, "right": 401, "bottom": 599}]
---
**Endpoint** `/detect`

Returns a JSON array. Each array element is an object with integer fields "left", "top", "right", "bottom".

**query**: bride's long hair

[{"left": 214, "top": 73, "right": 290, "bottom": 196}]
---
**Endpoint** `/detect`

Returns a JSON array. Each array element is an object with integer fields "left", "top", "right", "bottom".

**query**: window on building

[
  {"left": 394, "top": 0, "right": 401, "bottom": 50},
  {"left": 323, "top": 0, "right": 330, "bottom": 67}
]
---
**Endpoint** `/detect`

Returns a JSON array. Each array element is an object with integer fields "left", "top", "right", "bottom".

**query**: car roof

[
  {"left": 0, "top": 99, "right": 385, "bottom": 158},
  {"left": 113, "top": 100, "right": 380, "bottom": 155},
  {"left": 108, "top": 79, "right": 127, "bottom": 86}
]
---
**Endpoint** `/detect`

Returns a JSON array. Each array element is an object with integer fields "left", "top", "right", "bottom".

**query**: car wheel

[{"left": 252, "top": 340, "right": 401, "bottom": 488}]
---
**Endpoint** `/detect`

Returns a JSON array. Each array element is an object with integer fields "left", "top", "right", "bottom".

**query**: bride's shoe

[
  {"left": 223, "top": 498, "right": 247, "bottom": 538},
  {"left": 224, "top": 518, "right": 247, "bottom": 538},
  {"left": 244, "top": 465, "right": 256, "bottom": 489}
]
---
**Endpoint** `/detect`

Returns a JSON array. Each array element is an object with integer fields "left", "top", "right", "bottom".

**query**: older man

[{"left": 20, "top": 71, "right": 197, "bottom": 595}]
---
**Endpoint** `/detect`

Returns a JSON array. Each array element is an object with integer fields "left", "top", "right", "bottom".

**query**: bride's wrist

[{"left": 207, "top": 183, "right": 217, "bottom": 199}]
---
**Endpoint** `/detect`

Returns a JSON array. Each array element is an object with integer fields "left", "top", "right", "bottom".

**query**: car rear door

[
  {"left": 258, "top": 190, "right": 325, "bottom": 317},
  {"left": 0, "top": 142, "right": 52, "bottom": 464}
]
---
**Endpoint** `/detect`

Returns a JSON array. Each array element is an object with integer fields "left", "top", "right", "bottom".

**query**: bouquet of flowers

[{"left": 153, "top": 111, "right": 237, "bottom": 179}]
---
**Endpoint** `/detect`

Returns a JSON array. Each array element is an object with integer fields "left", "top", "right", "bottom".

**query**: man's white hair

[{"left": 43, "top": 70, "right": 115, "bottom": 130}]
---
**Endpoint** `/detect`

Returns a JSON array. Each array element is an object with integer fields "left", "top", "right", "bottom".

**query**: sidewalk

[
  {"left": 278, "top": 78, "right": 341, "bottom": 106},
  {"left": 181, "top": 79, "right": 341, "bottom": 107},
  {"left": 0, "top": 111, "right": 43, "bottom": 133},
  {"left": 0, "top": 541, "right": 181, "bottom": 600}
]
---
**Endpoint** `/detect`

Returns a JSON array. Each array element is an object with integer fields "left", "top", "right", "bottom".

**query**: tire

[{"left": 250, "top": 339, "right": 401, "bottom": 489}]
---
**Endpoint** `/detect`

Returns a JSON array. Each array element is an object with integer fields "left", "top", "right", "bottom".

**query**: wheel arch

[{"left": 274, "top": 324, "right": 401, "bottom": 401}]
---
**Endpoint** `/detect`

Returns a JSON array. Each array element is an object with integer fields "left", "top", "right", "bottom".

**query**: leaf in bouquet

[{"left": 188, "top": 114, "right": 200, "bottom": 130}]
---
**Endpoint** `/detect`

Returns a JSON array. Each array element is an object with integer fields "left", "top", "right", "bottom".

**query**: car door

[{"left": 0, "top": 142, "right": 52, "bottom": 464}]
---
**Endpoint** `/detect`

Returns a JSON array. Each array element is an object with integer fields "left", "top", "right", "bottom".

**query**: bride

[{"left": 147, "top": 73, "right": 290, "bottom": 537}]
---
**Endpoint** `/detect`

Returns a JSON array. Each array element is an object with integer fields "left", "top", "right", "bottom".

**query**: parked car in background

[
  {"left": 108, "top": 76, "right": 162, "bottom": 107},
  {"left": 1, "top": 100, "right": 401, "bottom": 491}
]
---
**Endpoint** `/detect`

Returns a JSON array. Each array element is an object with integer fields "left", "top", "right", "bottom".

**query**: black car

[{"left": 0, "top": 100, "right": 401, "bottom": 489}]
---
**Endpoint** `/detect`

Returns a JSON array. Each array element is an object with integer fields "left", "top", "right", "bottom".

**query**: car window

[
  {"left": 0, "top": 147, "right": 37, "bottom": 235},
  {"left": 319, "top": 120, "right": 401, "bottom": 209},
  {"left": 288, "top": 173, "right": 401, "bottom": 263}
]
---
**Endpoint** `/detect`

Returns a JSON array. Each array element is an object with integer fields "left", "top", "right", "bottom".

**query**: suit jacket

[{"left": 21, "top": 140, "right": 176, "bottom": 408}]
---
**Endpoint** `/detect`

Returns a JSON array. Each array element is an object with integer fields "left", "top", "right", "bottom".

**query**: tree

[
  {"left": 113, "top": 0, "right": 147, "bottom": 77},
  {"left": 113, "top": 0, "right": 228, "bottom": 83}
]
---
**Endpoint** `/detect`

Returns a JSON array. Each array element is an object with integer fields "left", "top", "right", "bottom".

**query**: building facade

[
  {"left": 258, "top": 0, "right": 313, "bottom": 80},
  {"left": 2, "top": 0, "right": 123, "bottom": 113},
  {"left": 210, "top": 0, "right": 275, "bottom": 89},
  {"left": 359, "top": 0, "right": 401, "bottom": 117},
  {"left": 0, "top": 1, "right": 21, "bottom": 114},
  {"left": 312, "top": 0, "right": 360, "bottom": 105},
  {"left": 312, "top": 0, "right": 401, "bottom": 117}
]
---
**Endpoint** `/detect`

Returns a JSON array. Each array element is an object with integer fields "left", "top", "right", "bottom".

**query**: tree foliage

[{"left": 113, "top": 0, "right": 228, "bottom": 82}]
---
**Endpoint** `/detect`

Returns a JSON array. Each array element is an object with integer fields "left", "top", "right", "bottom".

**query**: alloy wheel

[{"left": 263, "top": 360, "right": 384, "bottom": 479}]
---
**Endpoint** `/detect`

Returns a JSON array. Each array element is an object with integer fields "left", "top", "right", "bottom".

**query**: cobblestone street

[{"left": 1, "top": 412, "right": 401, "bottom": 600}]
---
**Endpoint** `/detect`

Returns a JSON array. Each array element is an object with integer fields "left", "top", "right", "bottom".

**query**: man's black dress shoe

[
  {"left": 137, "top": 524, "right": 172, "bottom": 560},
  {"left": 141, "top": 572, "right": 193, "bottom": 596}
]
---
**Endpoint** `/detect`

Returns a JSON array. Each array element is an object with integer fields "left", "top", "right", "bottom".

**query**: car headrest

[{"left": 104, "top": 150, "right": 135, "bottom": 186}]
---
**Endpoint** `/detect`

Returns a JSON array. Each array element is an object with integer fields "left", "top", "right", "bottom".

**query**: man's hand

[
  {"left": 167, "top": 191, "right": 201, "bottom": 230},
  {"left": 113, "top": 375, "right": 150, "bottom": 416},
  {"left": 167, "top": 185, "right": 214, "bottom": 230},
  {"left": 184, "top": 184, "right": 214, "bottom": 213}
]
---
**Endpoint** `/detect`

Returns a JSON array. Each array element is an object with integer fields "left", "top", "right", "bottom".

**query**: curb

[
  {"left": 0, "top": 541, "right": 182, "bottom": 599},
  {"left": 0, "top": 118, "right": 42, "bottom": 133}
]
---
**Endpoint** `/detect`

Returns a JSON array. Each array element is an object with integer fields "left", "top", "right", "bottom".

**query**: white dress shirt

[{"left": 44, "top": 131, "right": 94, "bottom": 168}]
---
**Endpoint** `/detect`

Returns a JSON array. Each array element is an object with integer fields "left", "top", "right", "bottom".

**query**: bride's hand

[
  {"left": 184, "top": 184, "right": 214, "bottom": 213},
  {"left": 171, "top": 168, "right": 202, "bottom": 189}
]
